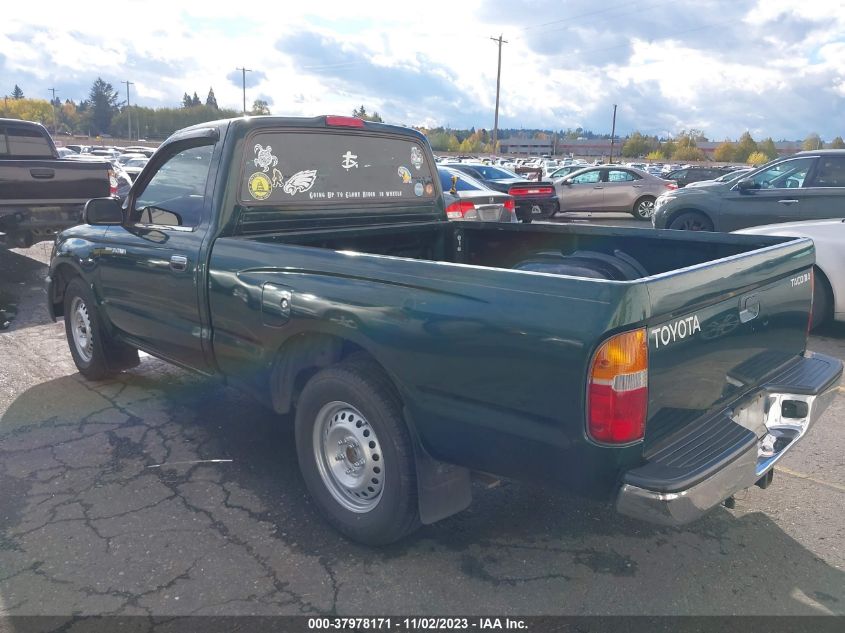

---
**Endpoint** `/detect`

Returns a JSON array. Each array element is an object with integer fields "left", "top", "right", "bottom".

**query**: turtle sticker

[
  {"left": 248, "top": 172, "right": 273, "bottom": 200},
  {"left": 410, "top": 146, "right": 423, "bottom": 170},
  {"left": 254, "top": 144, "right": 278, "bottom": 172},
  {"left": 398, "top": 166, "right": 412, "bottom": 184},
  {"left": 283, "top": 170, "right": 318, "bottom": 195}
]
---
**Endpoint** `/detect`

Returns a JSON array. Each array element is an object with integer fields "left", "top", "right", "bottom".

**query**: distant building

[{"left": 499, "top": 137, "right": 554, "bottom": 155}]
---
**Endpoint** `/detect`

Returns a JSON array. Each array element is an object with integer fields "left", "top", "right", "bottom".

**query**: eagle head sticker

[{"left": 283, "top": 170, "right": 318, "bottom": 195}]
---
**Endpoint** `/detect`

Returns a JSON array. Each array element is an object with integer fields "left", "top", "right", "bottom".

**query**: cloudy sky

[{"left": 2, "top": 0, "right": 844, "bottom": 139}]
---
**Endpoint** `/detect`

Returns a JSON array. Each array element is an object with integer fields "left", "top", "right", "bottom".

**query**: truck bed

[{"left": 211, "top": 221, "right": 814, "bottom": 493}]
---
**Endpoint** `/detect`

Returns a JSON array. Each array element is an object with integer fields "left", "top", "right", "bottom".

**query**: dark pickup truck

[
  {"left": 0, "top": 119, "right": 113, "bottom": 247},
  {"left": 47, "top": 115, "right": 841, "bottom": 545}
]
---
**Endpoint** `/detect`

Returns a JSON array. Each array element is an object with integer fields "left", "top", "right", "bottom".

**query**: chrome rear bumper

[{"left": 616, "top": 352, "right": 841, "bottom": 527}]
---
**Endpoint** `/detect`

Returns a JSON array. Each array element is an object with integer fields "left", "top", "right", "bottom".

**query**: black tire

[
  {"left": 632, "top": 196, "right": 656, "bottom": 220},
  {"left": 294, "top": 359, "right": 420, "bottom": 545},
  {"left": 811, "top": 267, "right": 833, "bottom": 330},
  {"left": 521, "top": 217, "right": 533, "bottom": 224},
  {"left": 667, "top": 211, "right": 714, "bottom": 231},
  {"left": 63, "top": 277, "right": 138, "bottom": 380}
]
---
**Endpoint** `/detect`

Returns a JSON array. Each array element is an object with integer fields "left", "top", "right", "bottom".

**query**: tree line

[{"left": 1, "top": 79, "right": 267, "bottom": 139}]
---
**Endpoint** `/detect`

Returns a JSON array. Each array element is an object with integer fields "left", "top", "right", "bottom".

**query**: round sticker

[
  {"left": 248, "top": 172, "right": 273, "bottom": 200},
  {"left": 424, "top": 183, "right": 434, "bottom": 196},
  {"left": 398, "top": 166, "right": 412, "bottom": 184},
  {"left": 414, "top": 182, "right": 424, "bottom": 197}
]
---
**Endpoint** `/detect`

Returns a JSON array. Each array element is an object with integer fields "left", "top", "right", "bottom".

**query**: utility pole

[
  {"left": 236, "top": 67, "right": 252, "bottom": 115},
  {"left": 608, "top": 104, "right": 618, "bottom": 164},
  {"left": 122, "top": 81, "right": 134, "bottom": 142},
  {"left": 490, "top": 35, "right": 508, "bottom": 151},
  {"left": 48, "top": 88, "right": 57, "bottom": 135}
]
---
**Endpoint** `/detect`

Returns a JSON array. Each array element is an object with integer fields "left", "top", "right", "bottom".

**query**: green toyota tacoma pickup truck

[{"left": 47, "top": 115, "right": 842, "bottom": 545}]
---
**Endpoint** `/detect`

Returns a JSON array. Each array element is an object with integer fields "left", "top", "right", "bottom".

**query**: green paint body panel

[{"left": 48, "top": 116, "right": 817, "bottom": 500}]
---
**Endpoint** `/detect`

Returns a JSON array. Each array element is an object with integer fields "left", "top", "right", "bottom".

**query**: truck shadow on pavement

[
  {"left": 1, "top": 359, "right": 843, "bottom": 616},
  {"left": 0, "top": 246, "right": 53, "bottom": 332}
]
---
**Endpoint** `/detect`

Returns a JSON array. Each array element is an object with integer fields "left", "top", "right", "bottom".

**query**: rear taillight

[
  {"left": 445, "top": 200, "right": 476, "bottom": 219},
  {"left": 587, "top": 329, "right": 648, "bottom": 444},
  {"left": 325, "top": 115, "right": 365, "bottom": 128},
  {"left": 503, "top": 198, "right": 515, "bottom": 212},
  {"left": 665, "top": 181, "right": 678, "bottom": 190},
  {"left": 509, "top": 186, "right": 554, "bottom": 196},
  {"left": 108, "top": 170, "right": 118, "bottom": 197}
]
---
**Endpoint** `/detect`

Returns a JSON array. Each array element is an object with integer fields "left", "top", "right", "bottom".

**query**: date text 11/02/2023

[{"left": 307, "top": 617, "right": 528, "bottom": 630}]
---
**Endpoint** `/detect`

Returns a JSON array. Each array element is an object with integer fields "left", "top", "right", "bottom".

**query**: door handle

[
  {"left": 30, "top": 168, "right": 55, "bottom": 179},
  {"left": 632, "top": 184, "right": 643, "bottom": 188},
  {"left": 169, "top": 255, "right": 188, "bottom": 272},
  {"left": 777, "top": 199, "right": 799, "bottom": 205},
  {"left": 592, "top": 186, "right": 604, "bottom": 189},
  {"left": 740, "top": 294, "right": 760, "bottom": 323}
]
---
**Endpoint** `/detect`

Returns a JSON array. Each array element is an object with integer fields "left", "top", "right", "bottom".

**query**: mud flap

[{"left": 404, "top": 406, "right": 472, "bottom": 524}]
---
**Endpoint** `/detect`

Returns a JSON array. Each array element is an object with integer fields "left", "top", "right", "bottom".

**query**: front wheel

[
  {"left": 632, "top": 196, "right": 656, "bottom": 220},
  {"left": 63, "top": 278, "right": 138, "bottom": 380},
  {"left": 294, "top": 359, "right": 420, "bottom": 545},
  {"left": 667, "top": 211, "right": 714, "bottom": 231}
]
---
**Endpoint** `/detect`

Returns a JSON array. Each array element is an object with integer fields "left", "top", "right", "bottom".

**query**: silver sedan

[{"left": 554, "top": 166, "right": 678, "bottom": 220}]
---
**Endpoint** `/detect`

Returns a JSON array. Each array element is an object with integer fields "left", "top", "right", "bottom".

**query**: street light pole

[
  {"left": 122, "top": 81, "right": 134, "bottom": 142},
  {"left": 490, "top": 35, "right": 508, "bottom": 151},
  {"left": 609, "top": 104, "right": 618, "bottom": 164},
  {"left": 236, "top": 67, "right": 252, "bottom": 115},
  {"left": 48, "top": 88, "right": 57, "bottom": 135}
]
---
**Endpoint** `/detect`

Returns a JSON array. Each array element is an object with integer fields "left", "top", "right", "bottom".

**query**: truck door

[{"left": 98, "top": 138, "right": 217, "bottom": 370}]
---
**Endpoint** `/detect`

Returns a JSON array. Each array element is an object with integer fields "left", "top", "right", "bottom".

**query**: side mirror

[
  {"left": 84, "top": 197, "right": 123, "bottom": 225},
  {"left": 562, "top": 179, "right": 572, "bottom": 186},
  {"left": 736, "top": 178, "right": 756, "bottom": 192}
]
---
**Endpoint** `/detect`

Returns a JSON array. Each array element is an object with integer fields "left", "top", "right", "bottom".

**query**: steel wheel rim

[
  {"left": 69, "top": 296, "right": 94, "bottom": 363},
  {"left": 679, "top": 216, "right": 706, "bottom": 231},
  {"left": 313, "top": 401, "right": 384, "bottom": 513},
  {"left": 637, "top": 200, "right": 655, "bottom": 218}
]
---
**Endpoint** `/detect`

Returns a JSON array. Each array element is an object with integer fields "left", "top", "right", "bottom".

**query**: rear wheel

[
  {"left": 811, "top": 267, "right": 833, "bottom": 330},
  {"left": 632, "top": 196, "right": 656, "bottom": 220},
  {"left": 294, "top": 359, "right": 420, "bottom": 545},
  {"left": 667, "top": 211, "right": 714, "bottom": 231},
  {"left": 63, "top": 278, "right": 138, "bottom": 380}
]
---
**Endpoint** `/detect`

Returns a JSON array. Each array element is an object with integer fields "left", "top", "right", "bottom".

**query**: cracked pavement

[{"left": 1, "top": 240, "right": 844, "bottom": 618}]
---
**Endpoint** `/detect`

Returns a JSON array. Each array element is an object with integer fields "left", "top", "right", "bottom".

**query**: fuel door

[{"left": 261, "top": 283, "right": 293, "bottom": 327}]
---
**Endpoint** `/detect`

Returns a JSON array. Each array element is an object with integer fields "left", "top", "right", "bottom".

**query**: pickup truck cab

[
  {"left": 48, "top": 115, "right": 841, "bottom": 545},
  {"left": 0, "top": 118, "right": 113, "bottom": 247}
]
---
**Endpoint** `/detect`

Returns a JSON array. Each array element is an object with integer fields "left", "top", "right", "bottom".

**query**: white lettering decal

[{"left": 650, "top": 314, "right": 702, "bottom": 349}]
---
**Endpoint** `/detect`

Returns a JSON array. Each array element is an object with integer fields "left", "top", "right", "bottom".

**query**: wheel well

[
  {"left": 50, "top": 264, "right": 81, "bottom": 318},
  {"left": 666, "top": 207, "right": 711, "bottom": 227},
  {"left": 269, "top": 333, "right": 388, "bottom": 415},
  {"left": 814, "top": 265, "right": 835, "bottom": 320}
]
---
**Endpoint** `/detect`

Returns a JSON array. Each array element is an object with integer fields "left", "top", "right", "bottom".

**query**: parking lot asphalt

[{"left": 1, "top": 218, "right": 844, "bottom": 618}]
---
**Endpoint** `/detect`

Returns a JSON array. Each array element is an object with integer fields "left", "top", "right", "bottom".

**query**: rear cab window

[
  {"left": 239, "top": 131, "right": 437, "bottom": 207},
  {"left": 6, "top": 126, "right": 54, "bottom": 158}
]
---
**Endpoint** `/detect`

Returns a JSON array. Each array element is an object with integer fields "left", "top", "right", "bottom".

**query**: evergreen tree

[
  {"left": 206, "top": 87, "right": 218, "bottom": 109},
  {"left": 191, "top": 92, "right": 201, "bottom": 107},
  {"left": 87, "top": 77, "right": 119, "bottom": 135},
  {"left": 12, "top": 84, "right": 24, "bottom": 99},
  {"left": 182, "top": 93, "right": 193, "bottom": 108}
]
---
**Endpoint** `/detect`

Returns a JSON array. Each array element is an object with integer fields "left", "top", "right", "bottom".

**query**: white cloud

[{"left": 1, "top": 0, "right": 844, "bottom": 139}]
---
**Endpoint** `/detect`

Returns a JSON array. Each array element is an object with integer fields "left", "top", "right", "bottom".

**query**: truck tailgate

[
  {"left": 642, "top": 237, "right": 815, "bottom": 448},
  {"left": 0, "top": 159, "right": 110, "bottom": 206}
]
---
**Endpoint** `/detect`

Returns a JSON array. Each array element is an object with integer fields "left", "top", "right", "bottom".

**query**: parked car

[
  {"left": 115, "top": 152, "right": 148, "bottom": 166},
  {"left": 547, "top": 164, "right": 587, "bottom": 180},
  {"left": 556, "top": 166, "right": 678, "bottom": 220},
  {"left": 123, "top": 146, "right": 157, "bottom": 157},
  {"left": 446, "top": 163, "right": 559, "bottom": 222},
  {"left": 736, "top": 218, "right": 845, "bottom": 328},
  {"left": 121, "top": 157, "right": 149, "bottom": 182},
  {"left": 438, "top": 166, "right": 516, "bottom": 222},
  {"left": 0, "top": 118, "right": 112, "bottom": 247},
  {"left": 685, "top": 168, "right": 753, "bottom": 188},
  {"left": 47, "top": 114, "right": 841, "bottom": 546},
  {"left": 653, "top": 150, "right": 845, "bottom": 232},
  {"left": 664, "top": 166, "right": 735, "bottom": 188}
]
